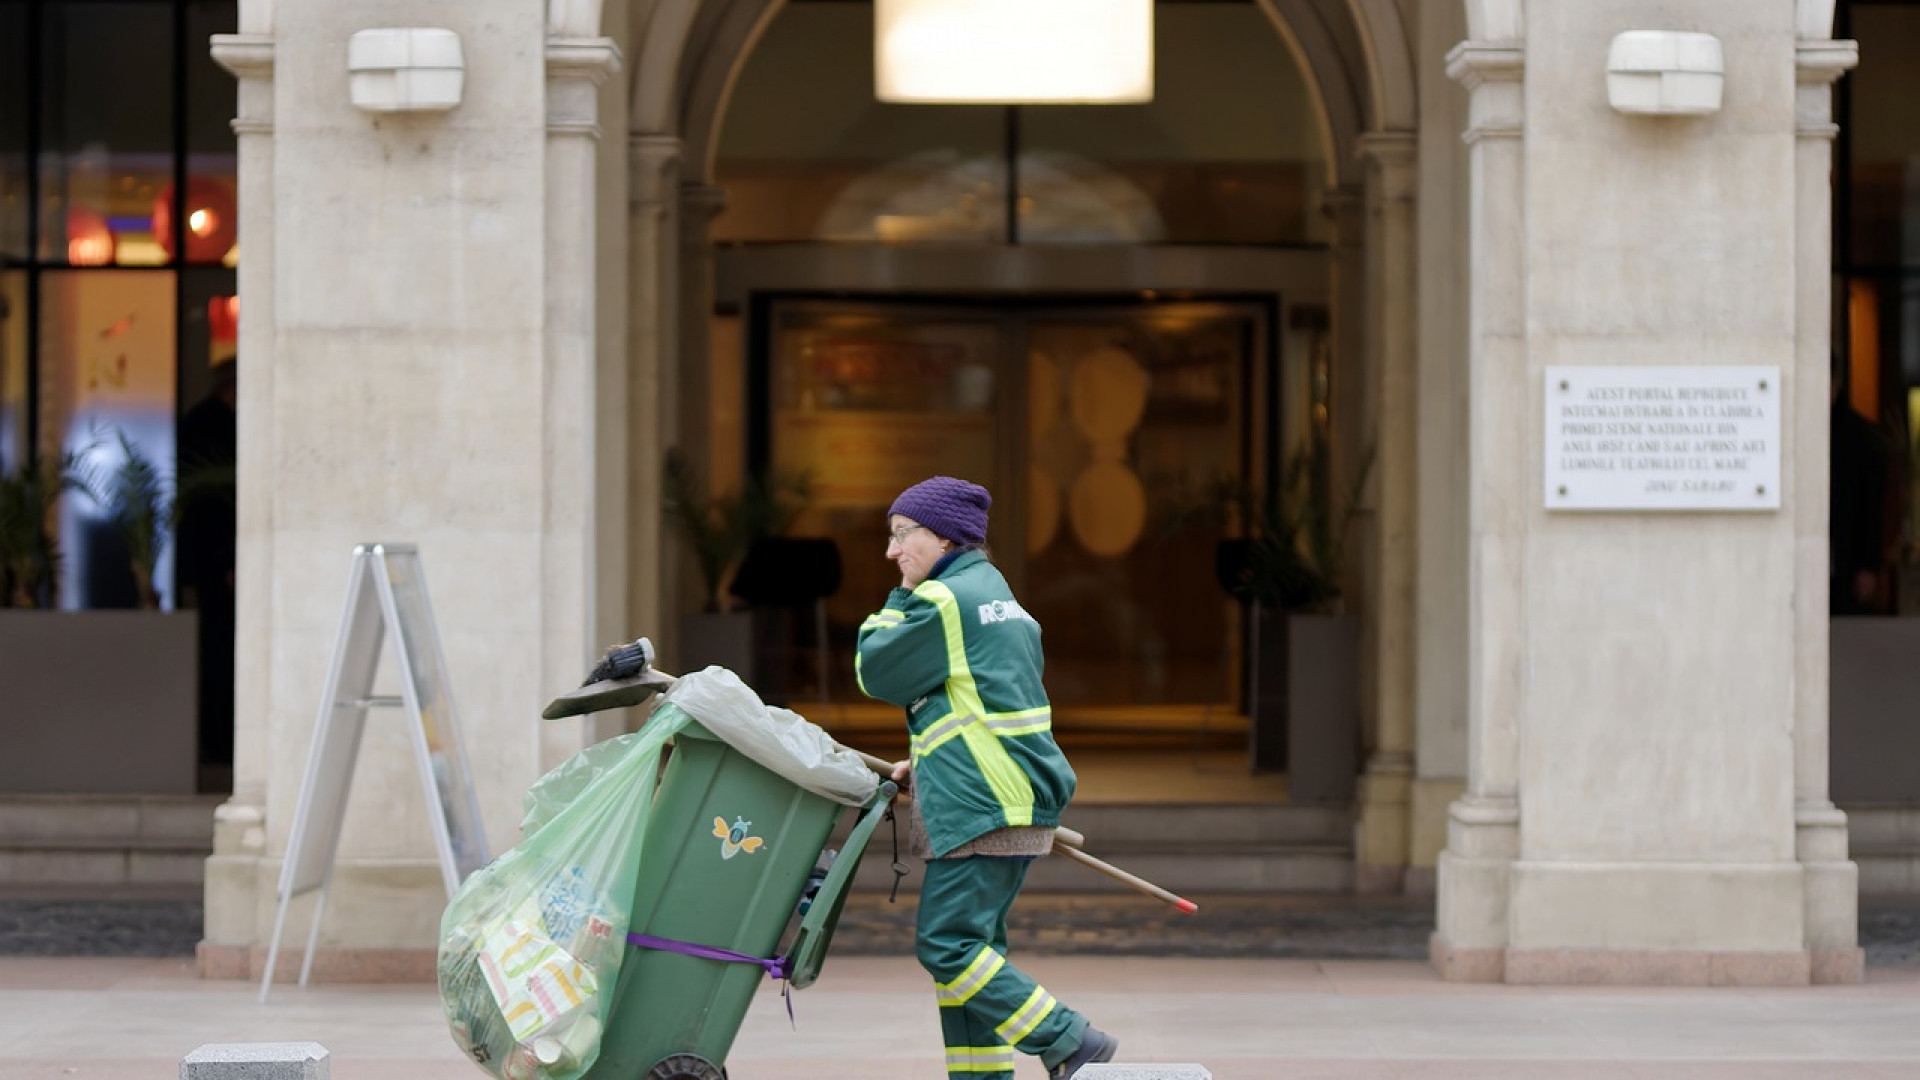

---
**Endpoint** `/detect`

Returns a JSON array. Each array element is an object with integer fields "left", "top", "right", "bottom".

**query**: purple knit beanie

[{"left": 889, "top": 476, "right": 992, "bottom": 546}]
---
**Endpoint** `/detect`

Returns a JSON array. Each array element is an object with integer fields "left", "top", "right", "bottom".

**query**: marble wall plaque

[{"left": 1545, "top": 365, "right": 1781, "bottom": 512}]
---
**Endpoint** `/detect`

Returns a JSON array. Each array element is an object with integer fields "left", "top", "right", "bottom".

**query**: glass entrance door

[
  {"left": 1021, "top": 310, "right": 1256, "bottom": 714},
  {"left": 764, "top": 298, "right": 1267, "bottom": 734}
]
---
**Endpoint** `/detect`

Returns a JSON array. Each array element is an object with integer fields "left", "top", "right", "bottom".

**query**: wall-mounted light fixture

[
  {"left": 876, "top": 0, "right": 1153, "bottom": 104},
  {"left": 348, "top": 28, "right": 465, "bottom": 113},
  {"left": 1606, "top": 31, "right": 1724, "bottom": 116}
]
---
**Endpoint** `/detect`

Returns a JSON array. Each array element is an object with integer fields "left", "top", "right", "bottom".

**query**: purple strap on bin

[
  {"left": 626, "top": 932, "right": 791, "bottom": 980},
  {"left": 628, "top": 932, "right": 796, "bottom": 1024}
]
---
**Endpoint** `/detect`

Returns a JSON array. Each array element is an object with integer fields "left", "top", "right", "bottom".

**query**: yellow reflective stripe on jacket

[
  {"left": 912, "top": 711, "right": 973, "bottom": 760},
  {"left": 982, "top": 706, "right": 1051, "bottom": 738},
  {"left": 911, "top": 580, "right": 1035, "bottom": 825},
  {"left": 854, "top": 607, "right": 909, "bottom": 697},
  {"left": 944, "top": 1046, "right": 1016, "bottom": 1072},
  {"left": 994, "top": 986, "right": 1058, "bottom": 1045},
  {"left": 912, "top": 707, "right": 1051, "bottom": 760},
  {"left": 957, "top": 721, "right": 1033, "bottom": 826},
  {"left": 935, "top": 945, "right": 1005, "bottom": 1007}
]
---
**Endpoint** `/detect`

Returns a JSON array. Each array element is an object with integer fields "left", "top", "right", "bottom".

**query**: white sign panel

[
  {"left": 260, "top": 544, "right": 488, "bottom": 1002},
  {"left": 1545, "top": 365, "right": 1781, "bottom": 512}
]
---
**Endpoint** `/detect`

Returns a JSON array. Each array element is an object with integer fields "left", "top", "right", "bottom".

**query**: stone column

[
  {"left": 1438, "top": 7, "right": 1857, "bottom": 987},
  {"left": 1793, "top": 37, "right": 1862, "bottom": 986},
  {"left": 1432, "top": 39, "right": 1524, "bottom": 983},
  {"left": 199, "top": 4, "right": 610, "bottom": 978},
  {"left": 668, "top": 182, "right": 728, "bottom": 640},
  {"left": 626, "top": 135, "right": 682, "bottom": 664},
  {"left": 1354, "top": 131, "right": 1418, "bottom": 894},
  {"left": 677, "top": 183, "right": 727, "bottom": 455},
  {"left": 1409, "top": 0, "right": 1473, "bottom": 896},
  {"left": 542, "top": 35, "right": 622, "bottom": 770},
  {"left": 203, "top": 23, "right": 275, "bottom": 972},
  {"left": 1323, "top": 179, "right": 1366, "bottom": 595}
]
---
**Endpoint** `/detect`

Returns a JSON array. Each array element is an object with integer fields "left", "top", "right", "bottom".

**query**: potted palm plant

[
  {"left": 1211, "top": 439, "right": 1374, "bottom": 794},
  {"left": 662, "top": 449, "right": 810, "bottom": 679},
  {"left": 85, "top": 430, "right": 174, "bottom": 610},
  {"left": 0, "top": 451, "right": 84, "bottom": 609}
]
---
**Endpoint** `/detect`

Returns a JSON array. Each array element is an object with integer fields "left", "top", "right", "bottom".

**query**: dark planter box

[
  {"left": 1250, "top": 609, "right": 1360, "bottom": 803},
  {"left": 0, "top": 610, "right": 198, "bottom": 794},
  {"left": 1831, "top": 617, "right": 1920, "bottom": 803}
]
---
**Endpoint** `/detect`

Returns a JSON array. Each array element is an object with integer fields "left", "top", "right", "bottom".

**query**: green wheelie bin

[{"left": 579, "top": 707, "right": 897, "bottom": 1080}]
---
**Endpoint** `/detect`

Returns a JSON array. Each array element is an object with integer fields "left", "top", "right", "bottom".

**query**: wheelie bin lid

[{"left": 657, "top": 667, "right": 879, "bottom": 807}]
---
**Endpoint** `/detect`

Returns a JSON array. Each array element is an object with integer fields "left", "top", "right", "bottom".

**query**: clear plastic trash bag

[
  {"left": 438, "top": 712, "right": 690, "bottom": 1080},
  {"left": 658, "top": 666, "right": 878, "bottom": 807},
  {"left": 518, "top": 730, "right": 646, "bottom": 839}
]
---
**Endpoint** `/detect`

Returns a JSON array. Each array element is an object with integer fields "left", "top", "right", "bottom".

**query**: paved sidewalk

[
  {"left": 3, "top": 953, "right": 1918, "bottom": 1080},
  {"left": 4, "top": 891, "right": 1918, "bottom": 1079}
]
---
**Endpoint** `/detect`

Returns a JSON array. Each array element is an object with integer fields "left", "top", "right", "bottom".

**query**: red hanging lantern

[
  {"left": 207, "top": 294, "right": 240, "bottom": 343},
  {"left": 153, "top": 177, "right": 238, "bottom": 262}
]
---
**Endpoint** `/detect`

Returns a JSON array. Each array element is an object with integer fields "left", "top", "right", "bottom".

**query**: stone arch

[
  {"left": 1345, "top": 0, "right": 1416, "bottom": 130},
  {"left": 1259, "top": 0, "right": 1367, "bottom": 188},
  {"left": 660, "top": 0, "right": 1374, "bottom": 190},
  {"left": 674, "top": 0, "right": 781, "bottom": 177},
  {"left": 628, "top": 0, "right": 706, "bottom": 135}
]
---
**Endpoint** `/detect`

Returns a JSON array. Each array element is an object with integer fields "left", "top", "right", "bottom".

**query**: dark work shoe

[{"left": 1048, "top": 1026, "right": 1118, "bottom": 1080}]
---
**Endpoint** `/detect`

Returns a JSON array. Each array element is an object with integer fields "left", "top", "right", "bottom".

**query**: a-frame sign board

[{"left": 259, "top": 544, "right": 490, "bottom": 1002}]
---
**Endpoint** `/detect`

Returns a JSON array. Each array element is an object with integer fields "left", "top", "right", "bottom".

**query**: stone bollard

[
  {"left": 180, "top": 1043, "right": 330, "bottom": 1080},
  {"left": 1077, "top": 1067, "right": 1212, "bottom": 1080}
]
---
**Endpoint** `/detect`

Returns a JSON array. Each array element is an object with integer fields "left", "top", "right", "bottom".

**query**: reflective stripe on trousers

[{"left": 917, "top": 856, "right": 1088, "bottom": 1080}]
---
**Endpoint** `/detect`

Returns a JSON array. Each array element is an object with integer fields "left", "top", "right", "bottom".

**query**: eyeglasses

[{"left": 886, "top": 524, "right": 929, "bottom": 548}]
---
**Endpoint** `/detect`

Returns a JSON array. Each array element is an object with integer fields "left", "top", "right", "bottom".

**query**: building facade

[{"left": 5, "top": 0, "right": 1918, "bottom": 985}]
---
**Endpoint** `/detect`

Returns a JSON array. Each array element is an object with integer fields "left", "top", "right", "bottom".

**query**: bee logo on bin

[{"left": 713, "top": 816, "right": 765, "bottom": 859}]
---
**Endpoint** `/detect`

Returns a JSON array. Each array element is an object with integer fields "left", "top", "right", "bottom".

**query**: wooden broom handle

[{"left": 1051, "top": 842, "right": 1199, "bottom": 915}]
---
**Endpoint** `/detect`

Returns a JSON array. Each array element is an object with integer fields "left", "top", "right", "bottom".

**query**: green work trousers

[{"left": 916, "top": 856, "right": 1089, "bottom": 1078}]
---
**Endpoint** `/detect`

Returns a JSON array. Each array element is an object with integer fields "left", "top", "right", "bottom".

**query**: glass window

[
  {"left": 38, "top": 269, "right": 178, "bottom": 609},
  {"left": 0, "top": 270, "right": 24, "bottom": 470},
  {"left": 1837, "top": 2, "right": 1920, "bottom": 616},
  {"left": 0, "top": 2, "right": 27, "bottom": 261},
  {"left": 1844, "top": 5, "right": 1920, "bottom": 270},
  {"left": 183, "top": 0, "right": 238, "bottom": 266},
  {"left": 37, "top": 2, "right": 177, "bottom": 267},
  {"left": 180, "top": 265, "right": 238, "bottom": 398},
  {"left": 1836, "top": 274, "right": 1918, "bottom": 615},
  {"left": 5, "top": 1, "right": 237, "bottom": 610}
]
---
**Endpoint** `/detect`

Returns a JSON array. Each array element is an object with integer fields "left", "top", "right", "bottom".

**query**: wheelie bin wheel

[{"left": 645, "top": 1053, "right": 725, "bottom": 1080}]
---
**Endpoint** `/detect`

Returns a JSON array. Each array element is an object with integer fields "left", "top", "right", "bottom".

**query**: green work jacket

[{"left": 855, "top": 549, "right": 1076, "bottom": 855}]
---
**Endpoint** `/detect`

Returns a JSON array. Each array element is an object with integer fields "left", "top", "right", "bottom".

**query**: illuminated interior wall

[{"left": 38, "top": 270, "right": 177, "bottom": 609}]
